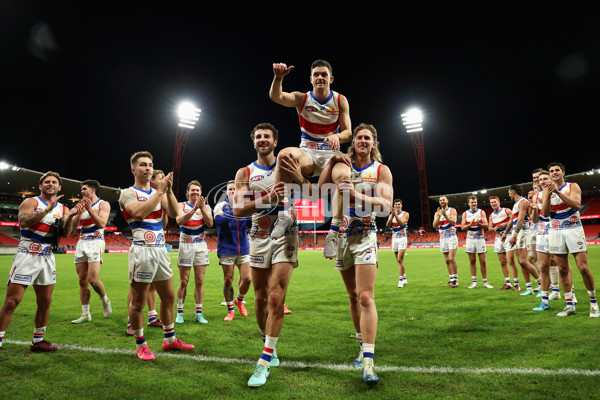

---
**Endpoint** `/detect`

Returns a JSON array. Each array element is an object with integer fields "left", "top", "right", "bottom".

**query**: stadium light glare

[
  {"left": 177, "top": 102, "right": 201, "bottom": 130},
  {"left": 401, "top": 109, "right": 423, "bottom": 133},
  {"left": 0, "top": 161, "right": 10, "bottom": 170}
]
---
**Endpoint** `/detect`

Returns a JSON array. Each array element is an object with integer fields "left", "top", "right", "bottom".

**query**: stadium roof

[
  {"left": 430, "top": 169, "right": 600, "bottom": 210},
  {"left": 0, "top": 165, "right": 122, "bottom": 203}
]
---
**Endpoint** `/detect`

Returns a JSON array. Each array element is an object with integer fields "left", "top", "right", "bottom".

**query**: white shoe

[
  {"left": 483, "top": 282, "right": 494, "bottom": 289},
  {"left": 102, "top": 298, "right": 112, "bottom": 318},
  {"left": 71, "top": 314, "right": 92, "bottom": 324},
  {"left": 220, "top": 300, "right": 227, "bottom": 306},
  {"left": 590, "top": 304, "right": 600, "bottom": 318},
  {"left": 468, "top": 282, "right": 477, "bottom": 289},
  {"left": 549, "top": 291, "right": 561, "bottom": 300},
  {"left": 556, "top": 305, "right": 576, "bottom": 317},
  {"left": 397, "top": 281, "right": 404, "bottom": 288},
  {"left": 323, "top": 232, "right": 338, "bottom": 259},
  {"left": 270, "top": 210, "right": 293, "bottom": 239},
  {"left": 572, "top": 292, "right": 578, "bottom": 305}
]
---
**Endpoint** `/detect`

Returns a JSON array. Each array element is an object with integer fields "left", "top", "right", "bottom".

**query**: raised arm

[{"left": 269, "top": 63, "right": 305, "bottom": 108}]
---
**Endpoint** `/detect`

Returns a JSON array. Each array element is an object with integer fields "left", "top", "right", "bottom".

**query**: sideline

[{"left": 5, "top": 340, "right": 600, "bottom": 376}]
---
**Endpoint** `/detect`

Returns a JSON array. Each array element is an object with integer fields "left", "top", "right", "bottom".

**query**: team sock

[
  {"left": 542, "top": 291, "right": 549, "bottom": 304},
  {"left": 258, "top": 335, "right": 278, "bottom": 367},
  {"left": 33, "top": 327, "right": 46, "bottom": 344},
  {"left": 195, "top": 304, "right": 203, "bottom": 316},
  {"left": 82, "top": 304, "right": 90, "bottom": 316},
  {"left": 177, "top": 298, "right": 184, "bottom": 316},
  {"left": 362, "top": 343, "right": 375, "bottom": 364},
  {"left": 226, "top": 301, "right": 234, "bottom": 312},
  {"left": 163, "top": 323, "right": 176, "bottom": 344},
  {"left": 588, "top": 290, "right": 597, "bottom": 306},
  {"left": 133, "top": 329, "right": 146, "bottom": 349},
  {"left": 471, "top": 276, "right": 477, "bottom": 285},
  {"left": 148, "top": 310, "right": 158, "bottom": 323},
  {"left": 0, "top": 330, "right": 4, "bottom": 348}
]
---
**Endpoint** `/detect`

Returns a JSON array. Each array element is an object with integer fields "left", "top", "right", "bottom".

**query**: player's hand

[
  {"left": 273, "top": 63, "right": 294, "bottom": 78},
  {"left": 509, "top": 235, "right": 517, "bottom": 246},
  {"left": 339, "top": 180, "right": 355, "bottom": 198},
  {"left": 269, "top": 181, "right": 286, "bottom": 202},
  {"left": 330, "top": 153, "right": 352, "bottom": 168},
  {"left": 279, "top": 153, "right": 303, "bottom": 184},
  {"left": 546, "top": 182, "right": 557, "bottom": 194},
  {"left": 323, "top": 134, "right": 340, "bottom": 151}
]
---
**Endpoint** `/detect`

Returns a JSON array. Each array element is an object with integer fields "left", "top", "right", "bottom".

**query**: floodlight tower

[
  {"left": 172, "top": 102, "right": 201, "bottom": 198},
  {"left": 401, "top": 109, "right": 431, "bottom": 231}
]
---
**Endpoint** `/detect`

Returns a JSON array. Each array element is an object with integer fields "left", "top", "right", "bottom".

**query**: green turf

[{"left": 0, "top": 247, "right": 599, "bottom": 399}]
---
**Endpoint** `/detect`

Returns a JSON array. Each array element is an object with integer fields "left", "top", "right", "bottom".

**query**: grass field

[{"left": 1, "top": 246, "right": 599, "bottom": 399}]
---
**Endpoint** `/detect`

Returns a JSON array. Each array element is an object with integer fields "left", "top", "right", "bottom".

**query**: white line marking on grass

[{"left": 5, "top": 340, "right": 600, "bottom": 376}]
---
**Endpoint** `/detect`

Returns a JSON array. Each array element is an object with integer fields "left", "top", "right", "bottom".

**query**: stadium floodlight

[
  {"left": 0, "top": 161, "right": 9, "bottom": 170},
  {"left": 177, "top": 102, "right": 201, "bottom": 129},
  {"left": 172, "top": 100, "right": 201, "bottom": 205},
  {"left": 401, "top": 109, "right": 423, "bottom": 133},
  {"left": 401, "top": 107, "right": 431, "bottom": 230}
]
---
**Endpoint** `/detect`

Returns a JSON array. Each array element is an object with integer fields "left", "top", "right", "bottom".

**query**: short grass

[{"left": 0, "top": 246, "right": 599, "bottom": 399}]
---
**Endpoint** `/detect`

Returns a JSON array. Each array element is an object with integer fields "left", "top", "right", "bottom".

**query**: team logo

[
  {"left": 362, "top": 173, "right": 377, "bottom": 183},
  {"left": 14, "top": 274, "right": 32, "bottom": 283},
  {"left": 305, "top": 106, "right": 320, "bottom": 112},
  {"left": 250, "top": 255, "right": 264, "bottom": 264},
  {"left": 251, "top": 175, "right": 264, "bottom": 182},
  {"left": 144, "top": 231, "right": 156, "bottom": 243},
  {"left": 29, "top": 242, "right": 42, "bottom": 253},
  {"left": 551, "top": 220, "right": 561, "bottom": 229},
  {"left": 184, "top": 236, "right": 192, "bottom": 243},
  {"left": 258, "top": 216, "right": 271, "bottom": 229}
]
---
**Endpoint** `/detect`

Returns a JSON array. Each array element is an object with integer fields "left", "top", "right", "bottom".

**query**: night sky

[{"left": 2, "top": 4, "right": 599, "bottom": 227}]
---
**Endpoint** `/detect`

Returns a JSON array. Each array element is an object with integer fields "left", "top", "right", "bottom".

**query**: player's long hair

[{"left": 347, "top": 123, "right": 382, "bottom": 163}]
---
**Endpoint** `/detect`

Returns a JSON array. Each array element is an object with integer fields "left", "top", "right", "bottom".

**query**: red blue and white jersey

[
  {"left": 549, "top": 182, "right": 581, "bottom": 230},
  {"left": 437, "top": 207, "right": 457, "bottom": 238},
  {"left": 120, "top": 186, "right": 164, "bottom": 246},
  {"left": 179, "top": 201, "right": 208, "bottom": 247},
  {"left": 490, "top": 207, "right": 510, "bottom": 234},
  {"left": 340, "top": 161, "right": 382, "bottom": 236},
  {"left": 511, "top": 197, "right": 531, "bottom": 230},
  {"left": 534, "top": 190, "right": 550, "bottom": 235},
  {"left": 464, "top": 208, "right": 485, "bottom": 239},
  {"left": 19, "top": 196, "right": 65, "bottom": 254},
  {"left": 246, "top": 160, "right": 297, "bottom": 238},
  {"left": 392, "top": 212, "right": 407, "bottom": 238},
  {"left": 79, "top": 199, "right": 105, "bottom": 240},
  {"left": 298, "top": 90, "right": 341, "bottom": 146}
]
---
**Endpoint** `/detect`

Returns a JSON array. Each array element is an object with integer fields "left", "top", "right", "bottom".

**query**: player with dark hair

[
  {"left": 433, "top": 196, "right": 459, "bottom": 287},
  {"left": 541, "top": 162, "right": 597, "bottom": 317},
  {"left": 119, "top": 152, "right": 194, "bottom": 360},
  {"left": 233, "top": 123, "right": 298, "bottom": 387},
  {"left": 0, "top": 171, "right": 82, "bottom": 351},
  {"left": 386, "top": 199, "right": 409, "bottom": 287},
  {"left": 268, "top": 60, "right": 352, "bottom": 250},
  {"left": 175, "top": 180, "right": 213, "bottom": 324},
  {"left": 71, "top": 179, "right": 112, "bottom": 324}
]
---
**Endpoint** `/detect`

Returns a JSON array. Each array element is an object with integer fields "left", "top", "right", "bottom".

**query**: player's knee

[
  {"left": 357, "top": 291, "right": 374, "bottom": 308},
  {"left": 2, "top": 296, "right": 21, "bottom": 313},
  {"left": 267, "top": 291, "right": 284, "bottom": 310}
]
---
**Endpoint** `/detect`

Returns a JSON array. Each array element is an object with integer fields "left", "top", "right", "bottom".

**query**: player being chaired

[
  {"left": 268, "top": 60, "right": 351, "bottom": 244},
  {"left": 119, "top": 151, "right": 194, "bottom": 361}
]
